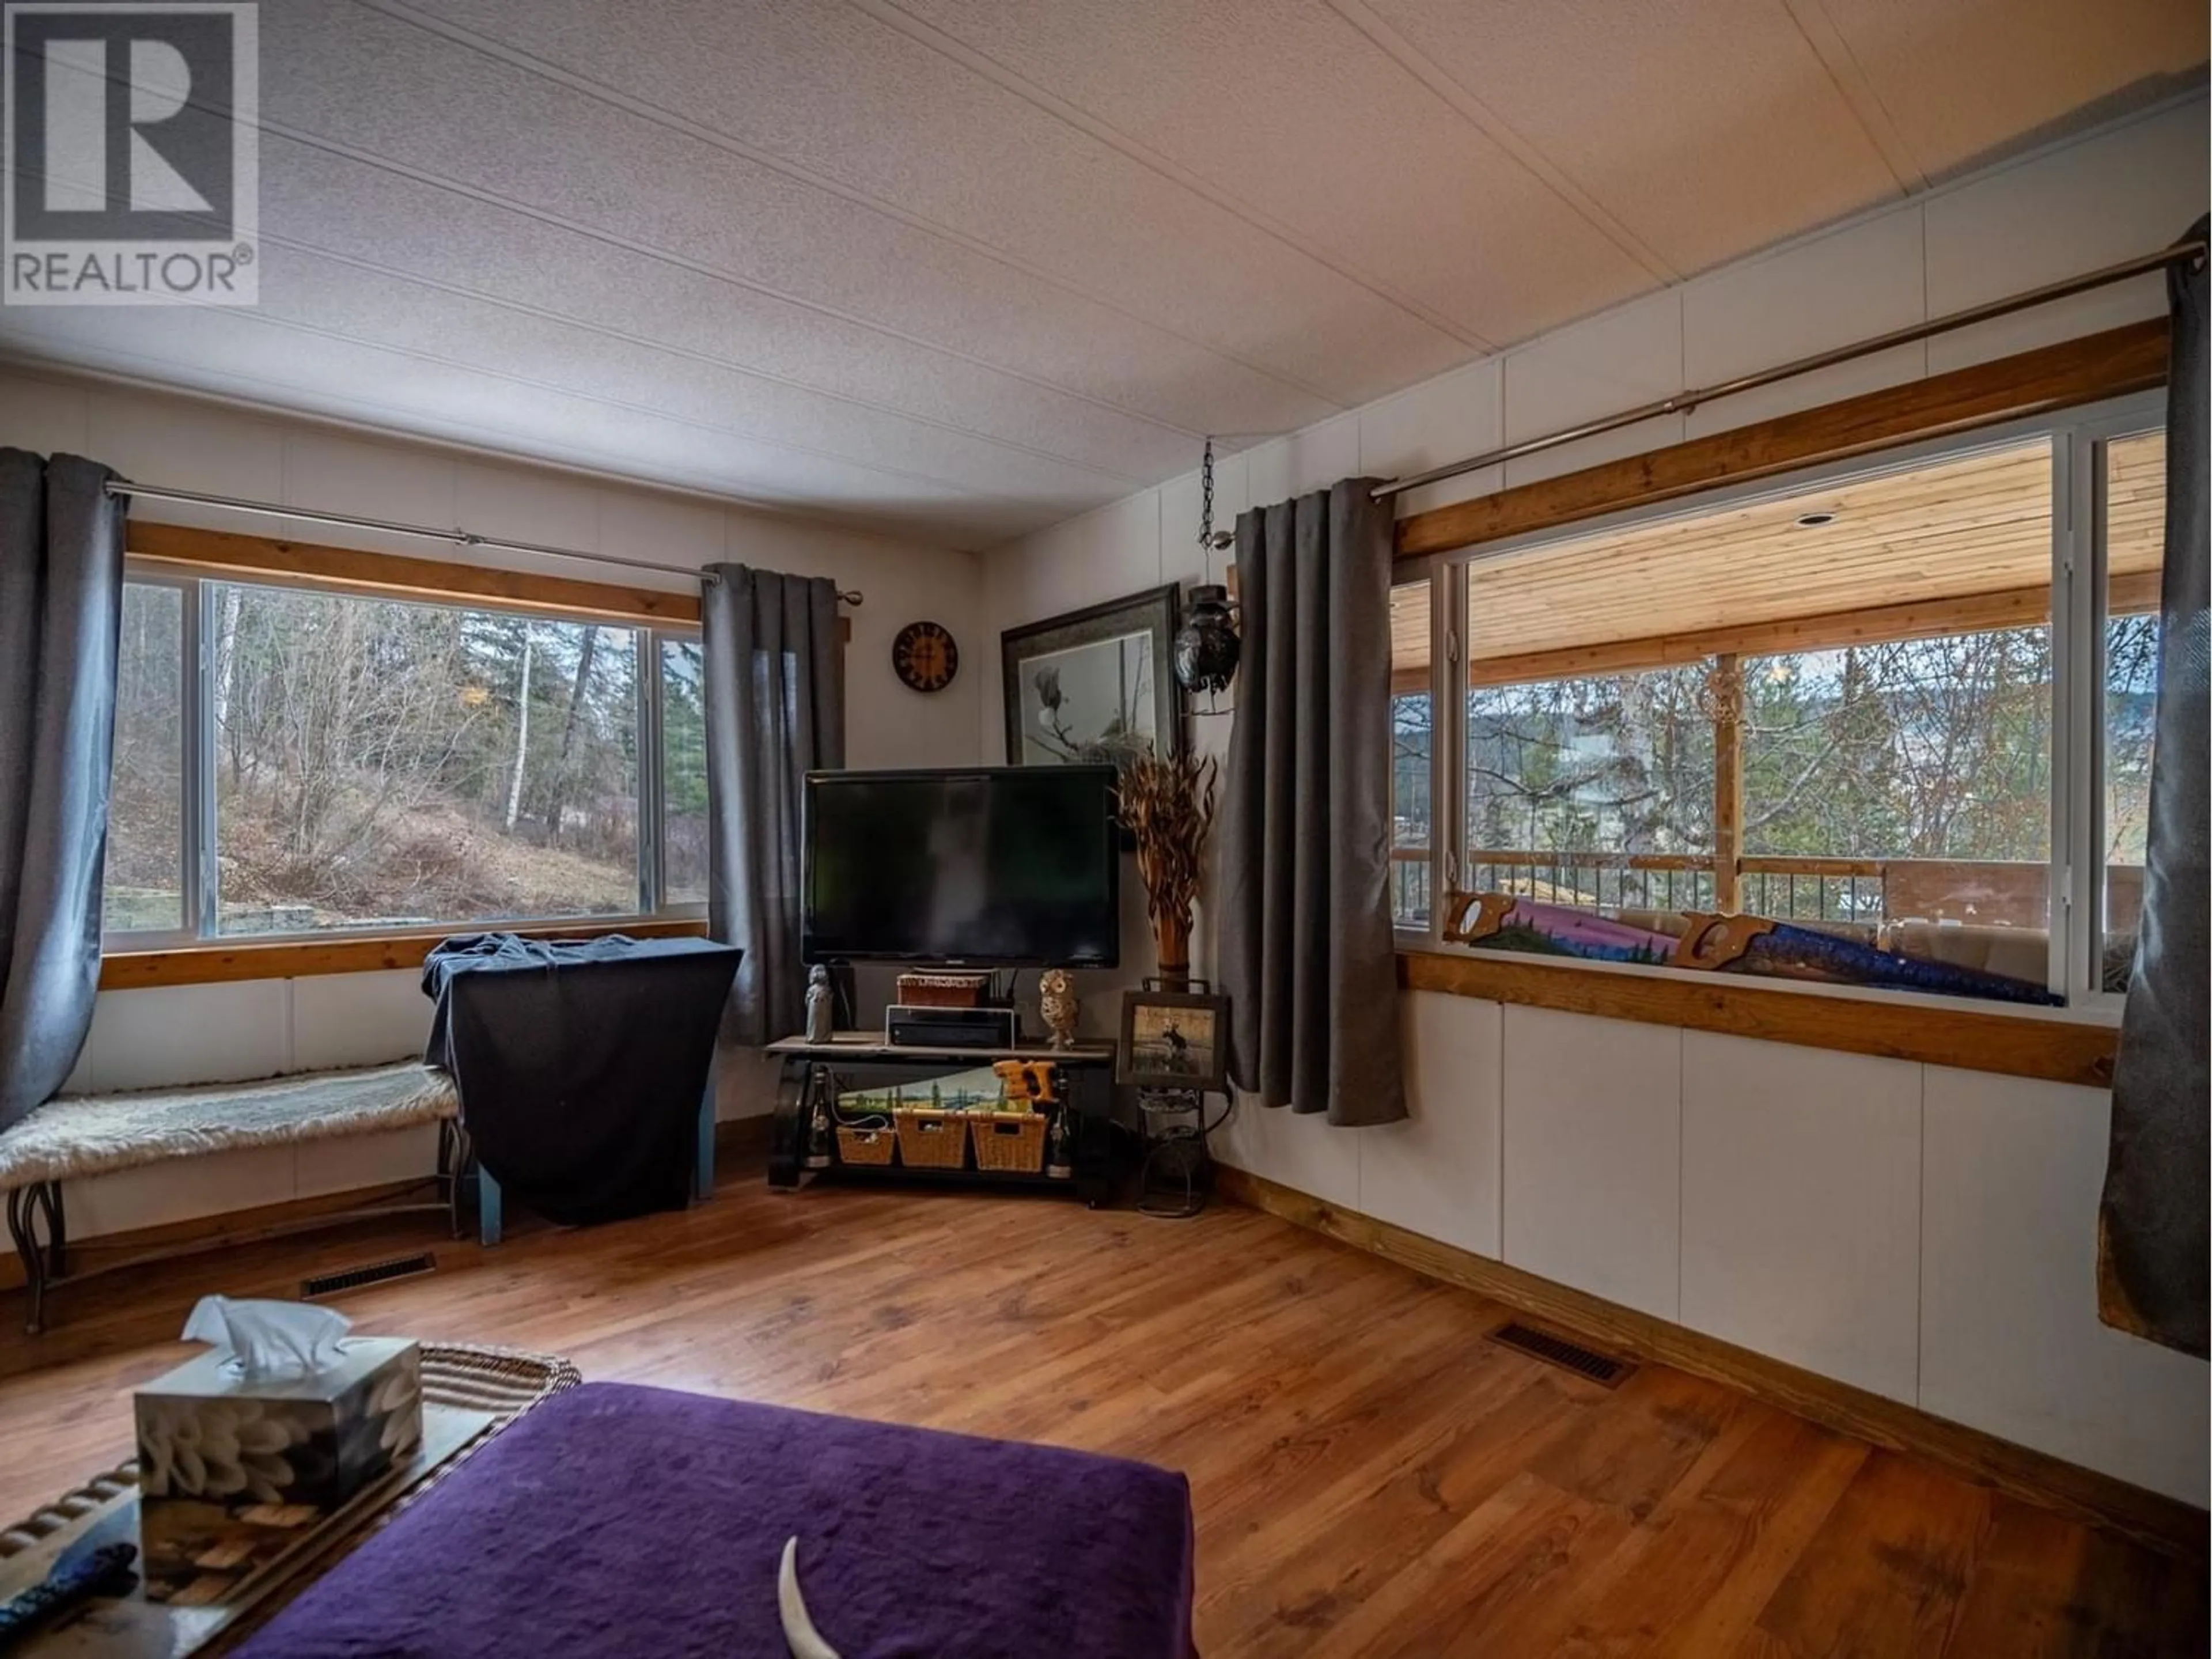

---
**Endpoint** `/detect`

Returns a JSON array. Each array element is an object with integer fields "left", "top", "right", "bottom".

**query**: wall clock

[{"left": 892, "top": 620, "right": 959, "bottom": 693}]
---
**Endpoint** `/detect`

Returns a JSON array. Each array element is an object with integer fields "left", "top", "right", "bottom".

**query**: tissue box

[{"left": 135, "top": 1338, "right": 422, "bottom": 1512}]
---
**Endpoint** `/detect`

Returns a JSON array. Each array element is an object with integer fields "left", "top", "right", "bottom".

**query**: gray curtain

[
  {"left": 702, "top": 563, "right": 844, "bottom": 1047},
  {"left": 2099, "top": 221, "right": 2210, "bottom": 1358},
  {"left": 0, "top": 452, "right": 126, "bottom": 1132},
  {"left": 1217, "top": 478, "right": 1406, "bottom": 1127}
]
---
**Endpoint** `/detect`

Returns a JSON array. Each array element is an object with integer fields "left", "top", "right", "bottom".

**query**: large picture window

[
  {"left": 1397, "top": 402, "right": 2163, "bottom": 1010},
  {"left": 104, "top": 571, "right": 704, "bottom": 945}
]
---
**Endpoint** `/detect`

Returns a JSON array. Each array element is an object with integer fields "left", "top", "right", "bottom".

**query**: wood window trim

[
  {"left": 128, "top": 520, "right": 853, "bottom": 643},
  {"left": 100, "top": 918, "right": 713, "bottom": 991},
  {"left": 127, "top": 521, "right": 704, "bottom": 626},
  {"left": 1394, "top": 317, "right": 2171, "bottom": 563},
  {"left": 1397, "top": 948, "right": 2118, "bottom": 1089}
]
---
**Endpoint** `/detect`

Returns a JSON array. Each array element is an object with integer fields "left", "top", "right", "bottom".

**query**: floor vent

[
  {"left": 301, "top": 1252, "right": 437, "bottom": 1300},
  {"left": 1487, "top": 1320, "right": 1635, "bottom": 1388}
]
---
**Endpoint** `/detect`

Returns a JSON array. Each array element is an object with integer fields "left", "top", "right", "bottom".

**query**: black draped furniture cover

[{"left": 423, "top": 934, "right": 741, "bottom": 1228}]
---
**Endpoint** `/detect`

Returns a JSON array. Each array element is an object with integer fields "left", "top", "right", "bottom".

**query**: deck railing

[{"left": 1392, "top": 847, "right": 2067, "bottom": 932}]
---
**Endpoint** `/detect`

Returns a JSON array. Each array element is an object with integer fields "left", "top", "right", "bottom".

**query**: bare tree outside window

[
  {"left": 106, "top": 582, "right": 185, "bottom": 931},
  {"left": 206, "top": 583, "right": 643, "bottom": 933}
]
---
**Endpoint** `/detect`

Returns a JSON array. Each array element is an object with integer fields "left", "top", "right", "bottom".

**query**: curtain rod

[
  {"left": 98, "top": 479, "right": 865, "bottom": 605},
  {"left": 1372, "top": 238, "right": 2206, "bottom": 502}
]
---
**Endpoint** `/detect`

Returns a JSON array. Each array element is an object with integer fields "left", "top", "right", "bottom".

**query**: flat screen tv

[{"left": 802, "top": 766, "right": 1120, "bottom": 967}]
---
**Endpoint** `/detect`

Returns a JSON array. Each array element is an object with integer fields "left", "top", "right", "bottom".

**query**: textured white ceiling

[{"left": 1, "top": 0, "right": 2201, "bottom": 550}]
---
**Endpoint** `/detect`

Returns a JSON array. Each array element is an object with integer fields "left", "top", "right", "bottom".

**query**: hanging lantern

[
  {"left": 1173, "top": 439, "right": 1241, "bottom": 696},
  {"left": 1174, "top": 584, "right": 1240, "bottom": 696}
]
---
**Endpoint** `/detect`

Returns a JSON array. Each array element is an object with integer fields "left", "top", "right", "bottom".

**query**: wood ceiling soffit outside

[
  {"left": 1393, "top": 319, "right": 2172, "bottom": 563},
  {"left": 1386, "top": 328, "right": 2172, "bottom": 684}
]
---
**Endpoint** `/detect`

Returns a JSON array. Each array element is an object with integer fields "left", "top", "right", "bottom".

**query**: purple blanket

[{"left": 234, "top": 1383, "right": 1198, "bottom": 1659}]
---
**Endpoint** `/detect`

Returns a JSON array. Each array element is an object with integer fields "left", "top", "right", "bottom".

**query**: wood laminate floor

[{"left": 1, "top": 1168, "right": 2202, "bottom": 1656}]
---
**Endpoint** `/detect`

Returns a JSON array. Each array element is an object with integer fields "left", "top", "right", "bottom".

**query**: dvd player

[{"left": 885, "top": 1003, "right": 1020, "bottom": 1050}]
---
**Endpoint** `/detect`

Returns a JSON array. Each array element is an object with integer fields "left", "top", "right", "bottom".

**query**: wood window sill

[
  {"left": 1397, "top": 948, "right": 2118, "bottom": 1089},
  {"left": 99, "top": 918, "right": 712, "bottom": 991}
]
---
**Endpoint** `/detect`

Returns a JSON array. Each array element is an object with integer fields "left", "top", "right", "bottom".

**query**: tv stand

[{"left": 764, "top": 1032, "right": 1119, "bottom": 1206}]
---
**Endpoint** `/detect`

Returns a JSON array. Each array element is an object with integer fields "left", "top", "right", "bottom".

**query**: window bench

[{"left": 1, "top": 1063, "right": 468, "bottom": 1336}]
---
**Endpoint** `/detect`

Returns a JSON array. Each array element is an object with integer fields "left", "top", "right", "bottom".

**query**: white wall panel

[
  {"left": 1502, "top": 288, "right": 1684, "bottom": 487},
  {"left": 290, "top": 971, "right": 433, "bottom": 1073},
  {"left": 1358, "top": 357, "right": 1504, "bottom": 518},
  {"left": 1925, "top": 100, "right": 2210, "bottom": 372},
  {"left": 1243, "top": 414, "right": 1361, "bottom": 507},
  {"left": 85, "top": 390, "right": 286, "bottom": 503},
  {"left": 1212, "top": 1093, "right": 1362, "bottom": 1213},
  {"left": 1680, "top": 1032, "right": 1923, "bottom": 1402},
  {"left": 1681, "top": 207, "right": 1928, "bottom": 437},
  {"left": 66, "top": 1147, "right": 300, "bottom": 1240},
  {"left": 0, "top": 371, "right": 90, "bottom": 454},
  {"left": 83, "top": 981, "right": 292, "bottom": 1093},
  {"left": 1363, "top": 992, "right": 1502, "bottom": 1257},
  {"left": 1921, "top": 1067, "right": 2209, "bottom": 1505},
  {"left": 281, "top": 430, "right": 459, "bottom": 550},
  {"left": 294, "top": 1125, "right": 440, "bottom": 1199},
  {"left": 453, "top": 458, "right": 603, "bottom": 552},
  {"left": 1501, "top": 1006, "right": 1681, "bottom": 1319}
]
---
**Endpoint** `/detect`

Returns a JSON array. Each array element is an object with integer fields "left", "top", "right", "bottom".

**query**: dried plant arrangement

[{"left": 1115, "top": 751, "right": 1219, "bottom": 988}]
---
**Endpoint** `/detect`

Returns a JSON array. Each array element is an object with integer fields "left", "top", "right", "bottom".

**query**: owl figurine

[{"left": 1038, "top": 968, "right": 1078, "bottom": 1050}]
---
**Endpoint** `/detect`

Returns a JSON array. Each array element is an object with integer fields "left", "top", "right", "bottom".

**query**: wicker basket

[
  {"left": 835, "top": 1125, "right": 898, "bottom": 1166},
  {"left": 895, "top": 971, "right": 990, "bottom": 1009},
  {"left": 970, "top": 1111, "right": 1048, "bottom": 1174},
  {"left": 894, "top": 1108, "right": 969, "bottom": 1169}
]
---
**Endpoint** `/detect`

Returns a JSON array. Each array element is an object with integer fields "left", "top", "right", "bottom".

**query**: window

[
  {"left": 1741, "top": 626, "right": 2053, "bottom": 930},
  {"left": 1467, "top": 665, "right": 1715, "bottom": 915},
  {"left": 104, "top": 571, "right": 704, "bottom": 944},
  {"left": 661, "top": 637, "right": 709, "bottom": 907},
  {"left": 1403, "top": 405, "right": 2162, "bottom": 1010},
  {"left": 107, "top": 579, "right": 187, "bottom": 933},
  {"left": 1389, "top": 581, "right": 1432, "bottom": 927},
  {"left": 2100, "top": 429, "right": 2165, "bottom": 990}
]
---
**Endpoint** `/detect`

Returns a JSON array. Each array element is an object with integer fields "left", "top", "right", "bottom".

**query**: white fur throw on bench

[{"left": 0, "top": 1063, "right": 457, "bottom": 1188}]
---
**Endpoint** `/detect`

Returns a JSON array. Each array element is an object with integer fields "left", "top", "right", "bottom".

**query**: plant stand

[{"left": 1135, "top": 1087, "right": 1230, "bottom": 1219}]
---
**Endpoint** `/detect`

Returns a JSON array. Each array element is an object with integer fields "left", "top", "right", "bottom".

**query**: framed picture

[
  {"left": 1117, "top": 988, "right": 1230, "bottom": 1092},
  {"left": 1002, "top": 584, "right": 1180, "bottom": 768}
]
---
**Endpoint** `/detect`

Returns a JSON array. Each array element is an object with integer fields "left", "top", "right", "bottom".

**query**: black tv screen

[{"left": 803, "top": 766, "right": 1120, "bottom": 967}]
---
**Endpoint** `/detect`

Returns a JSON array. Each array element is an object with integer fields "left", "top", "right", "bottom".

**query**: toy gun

[{"left": 992, "top": 1059, "right": 1059, "bottom": 1111}]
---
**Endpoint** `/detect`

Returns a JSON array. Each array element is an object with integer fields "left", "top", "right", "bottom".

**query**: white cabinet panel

[
  {"left": 1922, "top": 1067, "right": 2209, "bottom": 1505},
  {"left": 1362, "top": 992, "right": 1502, "bottom": 1258},
  {"left": 1501, "top": 1006, "right": 1680, "bottom": 1319},
  {"left": 1680, "top": 1032, "right": 1922, "bottom": 1403},
  {"left": 84, "top": 980, "right": 291, "bottom": 1092},
  {"left": 290, "top": 970, "right": 433, "bottom": 1072}
]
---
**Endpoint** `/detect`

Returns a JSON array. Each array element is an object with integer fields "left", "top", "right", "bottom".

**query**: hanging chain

[{"left": 1199, "top": 437, "right": 1215, "bottom": 550}]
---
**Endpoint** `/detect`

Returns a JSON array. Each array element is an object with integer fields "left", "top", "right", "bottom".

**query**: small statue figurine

[
  {"left": 805, "top": 964, "right": 835, "bottom": 1044},
  {"left": 1039, "top": 968, "right": 1078, "bottom": 1050}
]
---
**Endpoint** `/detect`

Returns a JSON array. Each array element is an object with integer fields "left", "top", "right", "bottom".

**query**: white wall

[
  {"left": 2, "top": 369, "right": 984, "bottom": 1235},
  {"left": 977, "top": 96, "right": 2211, "bottom": 1504}
]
